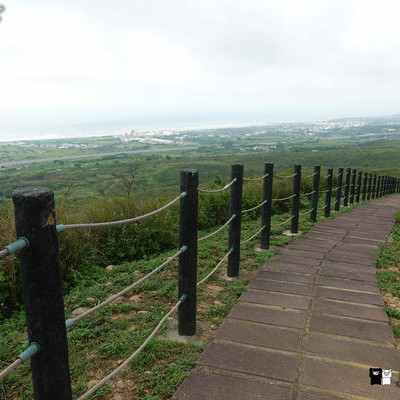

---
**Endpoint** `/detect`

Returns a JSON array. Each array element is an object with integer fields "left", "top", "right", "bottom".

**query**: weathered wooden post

[
  {"left": 372, "top": 174, "right": 377, "bottom": 199},
  {"left": 178, "top": 169, "right": 198, "bottom": 336},
  {"left": 377, "top": 176, "right": 382, "bottom": 198},
  {"left": 261, "top": 163, "right": 273, "bottom": 249},
  {"left": 310, "top": 165, "right": 320, "bottom": 222},
  {"left": 12, "top": 187, "right": 72, "bottom": 400},
  {"left": 356, "top": 171, "right": 362, "bottom": 202},
  {"left": 362, "top": 172, "right": 368, "bottom": 201},
  {"left": 334, "top": 168, "right": 343, "bottom": 211},
  {"left": 324, "top": 168, "right": 333, "bottom": 218},
  {"left": 349, "top": 168, "right": 356, "bottom": 205},
  {"left": 343, "top": 168, "right": 351, "bottom": 207},
  {"left": 291, "top": 165, "right": 301, "bottom": 233},
  {"left": 367, "top": 173, "right": 372, "bottom": 200},
  {"left": 228, "top": 164, "right": 243, "bottom": 277}
]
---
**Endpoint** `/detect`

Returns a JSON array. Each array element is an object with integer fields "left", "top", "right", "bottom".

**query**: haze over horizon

[{"left": 1, "top": 1, "right": 400, "bottom": 140}]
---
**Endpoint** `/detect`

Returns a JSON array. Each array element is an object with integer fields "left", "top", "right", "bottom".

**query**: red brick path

[{"left": 173, "top": 196, "right": 400, "bottom": 400}]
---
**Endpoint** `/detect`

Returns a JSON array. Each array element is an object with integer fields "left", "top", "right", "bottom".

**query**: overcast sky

[{"left": 1, "top": 0, "right": 400, "bottom": 139}]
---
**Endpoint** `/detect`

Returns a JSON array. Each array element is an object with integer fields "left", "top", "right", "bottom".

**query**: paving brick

[
  {"left": 329, "top": 249, "right": 374, "bottom": 261},
  {"left": 263, "top": 262, "right": 318, "bottom": 275},
  {"left": 317, "top": 275, "right": 379, "bottom": 292},
  {"left": 309, "top": 314, "right": 395, "bottom": 344},
  {"left": 240, "top": 289, "right": 310, "bottom": 310},
  {"left": 173, "top": 369, "right": 294, "bottom": 400},
  {"left": 315, "top": 286, "right": 383, "bottom": 306},
  {"left": 321, "top": 260, "right": 375, "bottom": 273},
  {"left": 320, "top": 267, "right": 376, "bottom": 282},
  {"left": 300, "top": 358, "right": 400, "bottom": 400},
  {"left": 256, "top": 270, "right": 314, "bottom": 284},
  {"left": 312, "top": 298, "right": 388, "bottom": 322},
  {"left": 335, "top": 242, "right": 379, "bottom": 253},
  {"left": 293, "top": 238, "right": 337, "bottom": 248},
  {"left": 347, "top": 230, "right": 389, "bottom": 241},
  {"left": 277, "top": 255, "right": 321, "bottom": 267},
  {"left": 286, "top": 243, "right": 332, "bottom": 253},
  {"left": 308, "top": 226, "right": 348, "bottom": 234},
  {"left": 197, "top": 342, "right": 299, "bottom": 382},
  {"left": 215, "top": 320, "right": 303, "bottom": 351},
  {"left": 324, "top": 253, "right": 373, "bottom": 266},
  {"left": 298, "top": 390, "right": 349, "bottom": 400},
  {"left": 229, "top": 303, "right": 307, "bottom": 328},
  {"left": 343, "top": 236, "right": 385, "bottom": 245},
  {"left": 249, "top": 278, "right": 312, "bottom": 296},
  {"left": 305, "top": 334, "right": 400, "bottom": 369},
  {"left": 278, "top": 248, "right": 326, "bottom": 260},
  {"left": 306, "top": 232, "right": 344, "bottom": 241}
]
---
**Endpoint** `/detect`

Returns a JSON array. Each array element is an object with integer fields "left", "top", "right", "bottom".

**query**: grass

[
  {"left": 374, "top": 212, "right": 400, "bottom": 340},
  {"left": 0, "top": 196, "right": 367, "bottom": 400}
]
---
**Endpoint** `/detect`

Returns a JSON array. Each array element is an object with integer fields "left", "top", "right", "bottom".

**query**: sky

[{"left": 1, "top": 0, "right": 400, "bottom": 139}]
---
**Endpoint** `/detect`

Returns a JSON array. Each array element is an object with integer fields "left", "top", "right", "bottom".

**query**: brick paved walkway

[{"left": 174, "top": 195, "right": 400, "bottom": 400}]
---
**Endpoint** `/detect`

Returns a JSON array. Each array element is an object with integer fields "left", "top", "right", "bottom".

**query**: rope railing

[
  {"left": 198, "top": 178, "right": 237, "bottom": 193},
  {"left": 243, "top": 173, "right": 269, "bottom": 181},
  {"left": 197, "top": 249, "right": 232, "bottom": 287},
  {"left": 299, "top": 208, "right": 314, "bottom": 216},
  {"left": 198, "top": 215, "right": 236, "bottom": 242},
  {"left": 242, "top": 200, "right": 267, "bottom": 214},
  {"left": 274, "top": 172, "right": 298, "bottom": 179},
  {"left": 59, "top": 193, "right": 185, "bottom": 231},
  {"left": 271, "top": 215, "right": 294, "bottom": 227},
  {"left": 240, "top": 225, "right": 265, "bottom": 245},
  {"left": 77, "top": 295, "right": 186, "bottom": 400},
  {"left": 318, "top": 204, "right": 327, "bottom": 210},
  {"left": 0, "top": 342, "right": 40, "bottom": 381},
  {"left": 66, "top": 246, "right": 187, "bottom": 326},
  {"left": 304, "top": 172, "right": 318, "bottom": 178},
  {"left": 300, "top": 190, "right": 315, "bottom": 197},
  {"left": 272, "top": 193, "right": 296, "bottom": 202}
]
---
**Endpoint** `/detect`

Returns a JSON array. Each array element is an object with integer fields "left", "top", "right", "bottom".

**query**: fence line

[{"left": 1, "top": 162, "right": 399, "bottom": 399}]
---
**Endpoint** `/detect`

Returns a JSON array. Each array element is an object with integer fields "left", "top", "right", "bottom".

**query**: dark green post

[
  {"left": 228, "top": 164, "right": 243, "bottom": 277},
  {"left": 350, "top": 168, "right": 356, "bottom": 205},
  {"left": 343, "top": 168, "right": 351, "bottom": 207},
  {"left": 324, "top": 168, "right": 333, "bottom": 217},
  {"left": 377, "top": 176, "right": 381, "bottom": 198},
  {"left": 291, "top": 165, "right": 301, "bottom": 233},
  {"left": 310, "top": 165, "right": 320, "bottom": 222},
  {"left": 178, "top": 169, "right": 198, "bottom": 336},
  {"left": 356, "top": 171, "right": 362, "bottom": 202},
  {"left": 261, "top": 163, "right": 273, "bottom": 249},
  {"left": 367, "top": 173, "right": 372, "bottom": 200},
  {"left": 372, "top": 174, "right": 377, "bottom": 199},
  {"left": 12, "top": 187, "right": 72, "bottom": 400},
  {"left": 362, "top": 172, "right": 367, "bottom": 201},
  {"left": 334, "top": 168, "right": 343, "bottom": 211}
]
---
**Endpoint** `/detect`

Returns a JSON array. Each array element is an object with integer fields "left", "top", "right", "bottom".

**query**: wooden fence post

[
  {"left": 367, "top": 173, "right": 372, "bottom": 200},
  {"left": 334, "top": 168, "right": 343, "bottom": 211},
  {"left": 310, "top": 165, "right": 320, "bottom": 222},
  {"left": 350, "top": 168, "right": 356, "bottom": 205},
  {"left": 12, "top": 187, "right": 72, "bottom": 400},
  {"left": 261, "top": 163, "right": 273, "bottom": 249},
  {"left": 291, "top": 165, "right": 301, "bottom": 233},
  {"left": 324, "top": 168, "right": 333, "bottom": 218},
  {"left": 228, "top": 164, "right": 243, "bottom": 277},
  {"left": 178, "top": 169, "right": 198, "bottom": 336},
  {"left": 377, "top": 176, "right": 381, "bottom": 198},
  {"left": 356, "top": 171, "right": 362, "bottom": 202},
  {"left": 362, "top": 172, "right": 367, "bottom": 201},
  {"left": 372, "top": 174, "right": 377, "bottom": 199},
  {"left": 343, "top": 168, "right": 351, "bottom": 207}
]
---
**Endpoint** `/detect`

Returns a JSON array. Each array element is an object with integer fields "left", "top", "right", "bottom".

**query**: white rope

[
  {"left": 197, "top": 249, "right": 232, "bottom": 286},
  {"left": 64, "top": 193, "right": 184, "bottom": 230},
  {"left": 72, "top": 247, "right": 185, "bottom": 323},
  {"left": 318, "top": 204, "right": 327, "bottom": 210},
  {"left": 271, "top": 215, "right": 294, "bottom": 226},
  {"left": 0, "top": 249, "right": 8, "bottom": 257},
  {"left": 298, "top": 208, "right": 314, "bottom": 216},
  {"left": 272, "top": 194, "right": 296, "bottom": 202},
  {"left": 304, "top": 172, "right": 318, "bottom": 178},
  {"left": 243, "top": 173, "right": 269, "bottom": 181},
  {"left": 0, "top": 359, "right": 22, "bottom": 380},
  {"left": 242, "top": 200, "right": 267, "bottom": 214},
  {"left": 198, "top": 215, "right": 236, "bottom": 242},
  {"left": 198, "top": 178, "right": 237, "bottom": 193},
  {"left": 274, "top": 173, "right": 297, "bottom": 179},
  {"left": 240, "top": 226, "right": 265, "bottom": 245},
  {"left": 300, "top": 190, "right": 315, "bottom": 197},
  {"left": 77, "top": 298, "right": 183, "bottom": 400}
]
